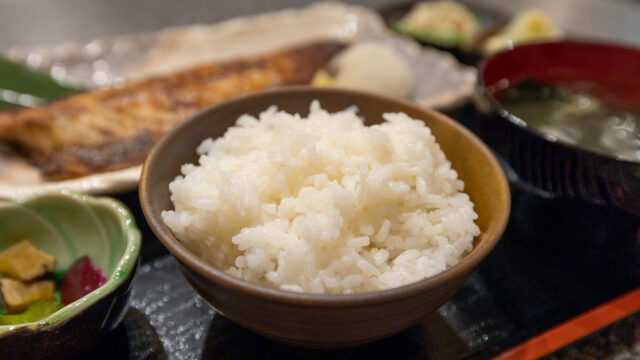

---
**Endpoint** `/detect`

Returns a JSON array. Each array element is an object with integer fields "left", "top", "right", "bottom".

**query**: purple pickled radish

[{"left": 60, "top": 256, "right": 106, "bottom": 305}]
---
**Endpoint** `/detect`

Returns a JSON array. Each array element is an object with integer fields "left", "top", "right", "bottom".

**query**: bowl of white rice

[{"left": 140, "top": 86, "right": 510, "bottom": 347}]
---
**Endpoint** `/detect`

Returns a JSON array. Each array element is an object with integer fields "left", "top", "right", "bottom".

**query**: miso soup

[{"left": 500, "top": 80, "right": 640, "bottom": 162}]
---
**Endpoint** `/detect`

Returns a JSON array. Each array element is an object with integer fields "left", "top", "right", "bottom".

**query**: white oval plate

[{"left": 0, "top": 2, "right": 476, "bottom": 199}]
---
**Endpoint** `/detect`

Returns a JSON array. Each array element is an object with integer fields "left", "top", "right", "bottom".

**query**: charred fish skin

[{"left": 0, "top": 41, "right": 346, "bottom": 180}]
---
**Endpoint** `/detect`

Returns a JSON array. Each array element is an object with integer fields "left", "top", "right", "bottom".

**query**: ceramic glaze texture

[
  {"left": 0, "top": 191, "right": 141, "bottom": 360},
  {"left": 140, "top": 86, "right": 510, "bottom": 348}
]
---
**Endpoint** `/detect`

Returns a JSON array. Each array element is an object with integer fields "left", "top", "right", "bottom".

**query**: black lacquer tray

[{"left": 77, "top": 107, "right": 640, "bottom": 360}]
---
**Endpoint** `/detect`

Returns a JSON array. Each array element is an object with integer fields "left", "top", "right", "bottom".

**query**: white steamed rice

[{"left": 162, "top": 101, "right": 479, "bottom": 294}]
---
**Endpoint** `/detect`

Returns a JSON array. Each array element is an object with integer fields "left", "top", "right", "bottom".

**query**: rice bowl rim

[{"left": 140, "top": 86, "right": 510, "bottom": 307}]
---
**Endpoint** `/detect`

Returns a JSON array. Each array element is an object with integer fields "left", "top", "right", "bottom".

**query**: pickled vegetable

[
  {"left": 394, "top": 1, "right": 479, "bottom": 48},
  {"left": 0, "top": 300, "right": 62, "bottom": 325},
  {"left": 0, "top": 240, "right": 56, "bottom": 281},
  {"left": 59, "top": 256, "right": 106, "bottom": 305},
  {"left": 482, "top": 9, "right": 563, "bottom": 55},
  {"left": 0, "top": 278, "right": 55, "bottom": 314}
]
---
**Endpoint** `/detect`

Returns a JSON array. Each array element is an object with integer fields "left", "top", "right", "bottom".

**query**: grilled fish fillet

[{"left": 0, "top": 41, "right": 346, "bottom": 180}]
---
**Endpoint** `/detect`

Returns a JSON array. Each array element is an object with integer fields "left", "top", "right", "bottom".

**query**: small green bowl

[{"left": 0, "top": 191, "right": 141, "bottom": 360}]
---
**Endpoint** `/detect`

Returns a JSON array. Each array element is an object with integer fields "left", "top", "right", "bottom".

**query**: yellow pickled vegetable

[
  {"left": 0, "top": 278, "right": 55, "bottom": 314},
  {"left": 0, "top": 240, "right": 56, "bottom": 281},
  {"left": 483, "top": 9, "right": 563, "bottom": 55}
]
